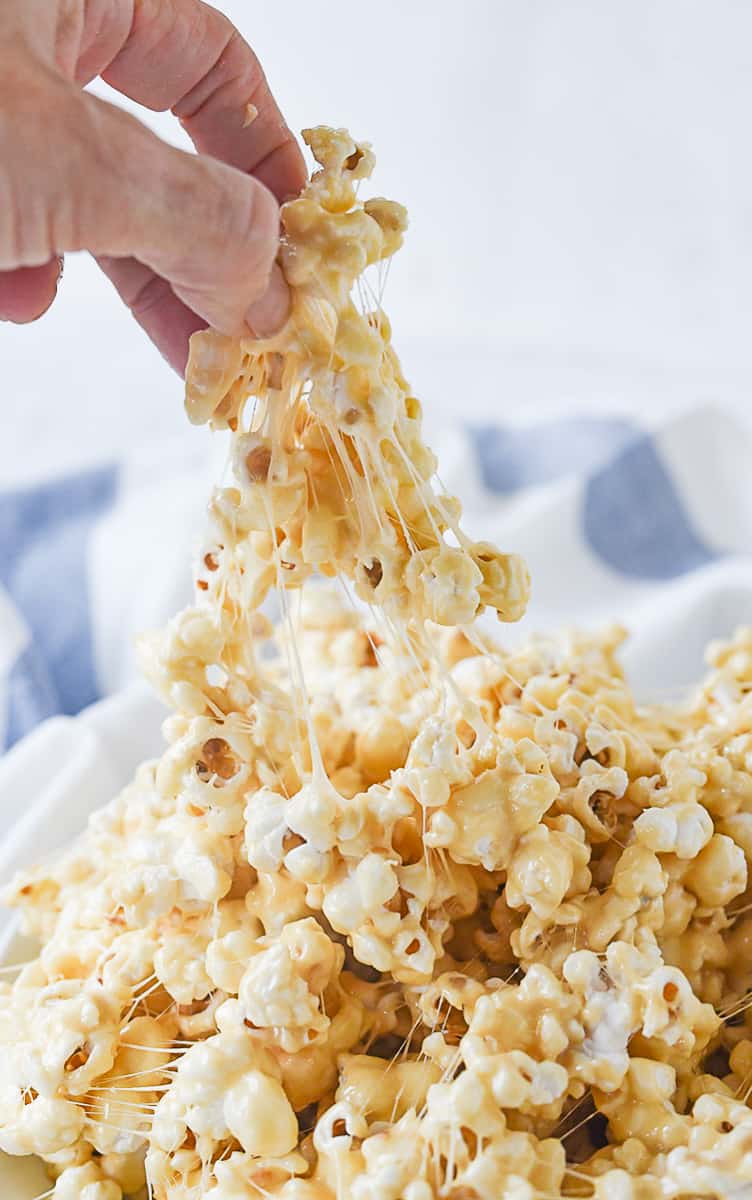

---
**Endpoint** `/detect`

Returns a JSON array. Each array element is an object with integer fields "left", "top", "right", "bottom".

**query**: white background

[{"left": 2, "top": 0, "right": 752, "bottom": 485}]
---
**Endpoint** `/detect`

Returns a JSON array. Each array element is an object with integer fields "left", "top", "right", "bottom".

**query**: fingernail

[{"left": 245, "top": 264, "right": 290, "bottom": 338}]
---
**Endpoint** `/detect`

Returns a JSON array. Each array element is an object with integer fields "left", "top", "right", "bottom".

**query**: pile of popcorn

[{"left": 1, "top": 130, "right": 751, "bottom": 1199}]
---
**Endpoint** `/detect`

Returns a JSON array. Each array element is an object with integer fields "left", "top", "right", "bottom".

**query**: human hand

[{"left": 0, "top": 0, "right": 307, "bottom": 372}]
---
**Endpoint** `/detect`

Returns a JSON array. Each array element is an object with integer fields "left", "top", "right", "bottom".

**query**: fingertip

[
  {"left": 244, "top": 262, "right": 291, "bottom": 338},
  {"left": 0, "top": 259, "right": 63, "bottom": 324}
]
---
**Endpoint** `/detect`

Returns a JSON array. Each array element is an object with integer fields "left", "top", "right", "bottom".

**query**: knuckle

[
  {"left": 220, "top": 27, "right": 266, "bottom": 99},
  {"left": 214, "top": 179, "right": 279, "bottom": 318},
  {"left": 0, "top": 44, "right": 147, "bottom": 264},
  {"left": 197, "top": 164, "right": 279, "bottom": 284},
  {"left": 172, "top": 15, "right": 267, "bottom": 127},
  {"left": 0, "top": 56, "right": 69, "bottom": 264}
]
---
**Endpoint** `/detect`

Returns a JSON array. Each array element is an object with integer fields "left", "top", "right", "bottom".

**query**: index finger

[{"left": 99, "top": 0, "right": 306, "bottom": 203}]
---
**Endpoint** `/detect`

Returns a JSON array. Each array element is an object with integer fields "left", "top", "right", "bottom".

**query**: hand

[{"left": 0, "top": 0, "right": 307, "bottom": 372}]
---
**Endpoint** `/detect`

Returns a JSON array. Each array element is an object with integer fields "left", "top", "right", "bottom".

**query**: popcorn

[
  {"left": 1, "top": 125, "right": 751, "bottom": 1200},
  {"left": 184, "top": 125, "right": 529, "bottom": 631},
  {"left": 150, "top": 1033, "right": 297, "bottom": 1159},
  {"left": 684, "top": 832, "right": 748, "bottom": 907},
  {"left": 233, "top": 919, "right": 340, "bottom": 1052},
  {"left": 53, "top": 1163, "right": 122, "bottom": 1200}
]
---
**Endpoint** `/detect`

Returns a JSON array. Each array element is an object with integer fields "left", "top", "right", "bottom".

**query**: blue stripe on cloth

[
  {"left": 583, "top": 433, "right": 719, "bottom": 579},
  {"left": 467, "top": 417, "right": 719, "bottom": 581},
  {"left": 0, "top": 463, "right": 118, "bottom": 749},
  {"left": 468, "top": 417, "right": 636, "bottom": 494},
  {"left": 4, "top": 644, "right": 60, "bottom": 748}
]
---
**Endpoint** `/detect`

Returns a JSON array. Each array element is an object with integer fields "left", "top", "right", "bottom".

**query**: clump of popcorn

[
  {"left": 184, "top": 124, "right": 529, "bottom": 634},
  {"left": 0, "top": 129, "right": 751, "bottom": 1199},
  {"left": 4, "top": 606, "right": 752, "bottom": 1198}
]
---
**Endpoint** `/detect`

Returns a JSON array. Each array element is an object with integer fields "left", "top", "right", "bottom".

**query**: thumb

[{"left": 1, "top": 70, "right": 288, "bottom": 337}]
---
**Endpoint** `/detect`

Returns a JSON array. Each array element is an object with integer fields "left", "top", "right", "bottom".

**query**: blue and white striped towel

[{"left": 1, "top": 402, "right": 751, "bottom": 754}]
